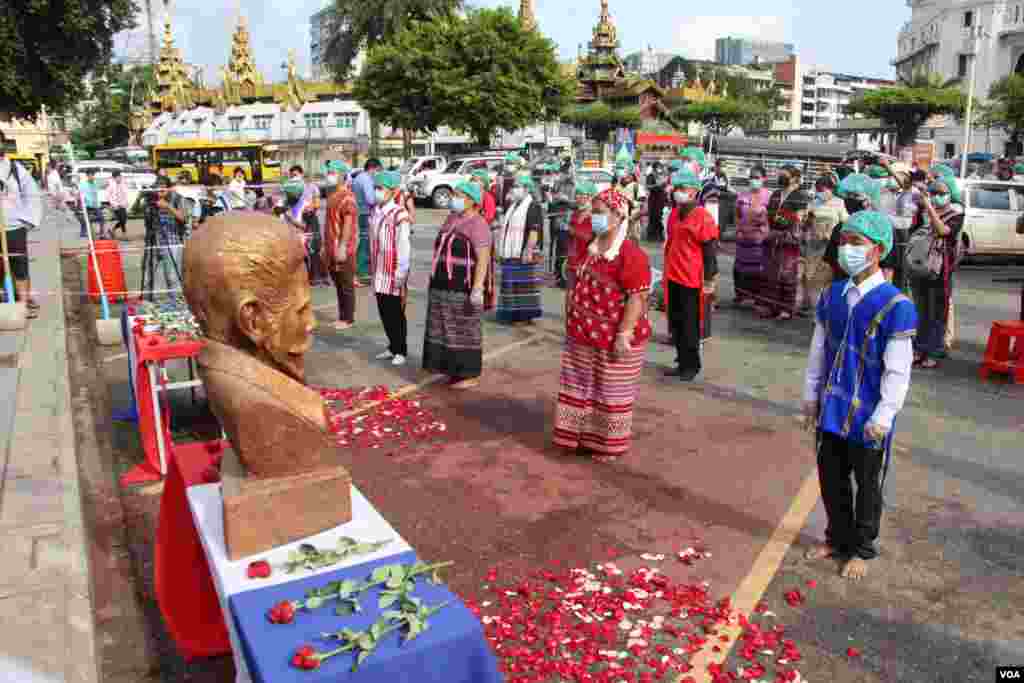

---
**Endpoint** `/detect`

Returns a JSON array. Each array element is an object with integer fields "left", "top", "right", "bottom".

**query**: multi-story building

[
  {"left": 310, "top": 7, "right": 332, "bottom": 82},
  {"left": 798, "top": 69, "right": 894, "bottom": 129},
  {"left": 715, "top": 37, "right": 794, "bottom": 66},
  {"left": 894, "top": 0, "right": 1024, "bottom": 156}
]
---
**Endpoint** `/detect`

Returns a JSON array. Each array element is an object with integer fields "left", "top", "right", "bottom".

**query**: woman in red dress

[{"left": 553, "top": 187, "right": 652, "bottom": 462}]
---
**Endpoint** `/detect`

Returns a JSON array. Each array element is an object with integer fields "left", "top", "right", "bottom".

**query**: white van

[
  {"left": 399, "top": 156, "right": 445, "bottom": 188},
  {"left": 960, "top": 180, "right": 1024, "bottom": 257}
]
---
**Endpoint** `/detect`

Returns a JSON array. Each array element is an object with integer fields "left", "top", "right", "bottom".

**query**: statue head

[{"left": 183, "top": 212, "right": 315, "bottom": 381}]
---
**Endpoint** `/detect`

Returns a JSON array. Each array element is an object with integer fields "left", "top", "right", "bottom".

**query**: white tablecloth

[{"left": 186, "top": 483, "right": 413, "bottom": 683}]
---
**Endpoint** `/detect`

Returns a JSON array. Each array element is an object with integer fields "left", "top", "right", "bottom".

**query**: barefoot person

[{"left": 801, "top": 210, "right": 917, "bottom": 580}]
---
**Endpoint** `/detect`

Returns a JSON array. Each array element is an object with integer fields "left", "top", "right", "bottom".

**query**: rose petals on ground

[{"left": 316, "top": 386, "right": 448, "bottom": 453}]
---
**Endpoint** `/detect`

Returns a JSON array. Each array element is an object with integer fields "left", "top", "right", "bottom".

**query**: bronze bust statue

[{"left": 183, "top": 212, "right": 351, "bottom": 559}]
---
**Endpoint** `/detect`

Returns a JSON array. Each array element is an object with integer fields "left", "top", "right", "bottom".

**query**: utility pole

[{"left": 960, "top": 25, "right": 989, "bottom": 180}]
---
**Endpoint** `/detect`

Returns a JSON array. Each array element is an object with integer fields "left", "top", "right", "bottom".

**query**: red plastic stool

[{"left": 979, "top": 320, "right": 1024, "bottom": 383}]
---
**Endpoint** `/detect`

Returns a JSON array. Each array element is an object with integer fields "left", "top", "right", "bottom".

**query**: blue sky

[{"left": 116, "top": 0, "right": 908, "bottom": 83}]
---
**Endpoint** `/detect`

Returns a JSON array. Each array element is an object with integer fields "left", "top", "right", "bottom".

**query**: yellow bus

[
  {"left": 9, "top": 154, "right": 41, "bottom": 179},
  {"left": 151, "top": 142, "right": 281, "bottom": 184}
]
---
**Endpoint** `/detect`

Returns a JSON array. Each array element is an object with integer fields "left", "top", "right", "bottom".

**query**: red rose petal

[{"left": 847, "top": 646, "right": 861, "bottom": 657}]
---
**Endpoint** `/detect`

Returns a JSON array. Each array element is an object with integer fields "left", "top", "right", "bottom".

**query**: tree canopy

[
  {"left": 322, "top": 0, "right": 463, "bottom": 81},
  {"left": 354, "top": 7, "right": 572, "bottom": 149},
  {"left": 670, "top": 98, "right": 769, "bottom": 137},
  {"left": 72, "top": 64, "right": 156, "bottom": 154},
  {"left": 846, "top": 73, "right": 965, "bottom": 148},
  {"left": 0, "top": 0, "right": 137, "bottom": 120},
  {"left": 987, "top": 73, "right": 1024, "bottom": 152}
]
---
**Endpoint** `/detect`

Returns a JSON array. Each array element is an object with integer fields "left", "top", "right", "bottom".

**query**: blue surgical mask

[
  {"left": 838, "top": 244, "right": 872, "bottom": 277},
  {"left": 931, "top": 194, "right": 950, "bottom": 208},
  {"left": 450, "top": 197, "right": 466, "bottom": 213},
  {"left": 750, "top": 179, "right": 763, "bottom": 190},
  {"left": 375, "top": 189, "right": 388, "bottom": 204},
  {"left": 815, "top": 191, "right": 830, "bottom": 204},
  {"left": 591, "top": 213, "right": 610, "bottom": 234}
]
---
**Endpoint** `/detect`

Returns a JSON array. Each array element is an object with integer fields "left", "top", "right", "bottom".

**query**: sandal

[
  {"left": 920, "top": 359, "right": 940, "bottom": 369},
  {"left": 776, "top": 312, "right": 793, "bottom": 321}
]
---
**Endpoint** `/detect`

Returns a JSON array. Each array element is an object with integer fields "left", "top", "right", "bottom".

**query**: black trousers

[
  {"left": 376, "top": 293, "right": 407, "bottom": 356},
  {"left": 817, "top": 430, "right": 888, "bottom": 560},
  {"left": 667, "top": 280, "right": 701, "bottom": 374},
  {"left": 113, "top": 207, "right": 128, "bottom": 233},
  {"left": 330, "top": 259, "right": 355, "bottom": 323}
]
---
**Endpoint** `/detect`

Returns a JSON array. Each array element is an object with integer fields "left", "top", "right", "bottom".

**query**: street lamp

[{"left": 960, "top": 24, "right": 991, "bottom": 180}]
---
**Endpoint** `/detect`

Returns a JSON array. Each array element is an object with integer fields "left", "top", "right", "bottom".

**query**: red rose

[
  {"left": 247, "top": 560, "right": 271, "bottom": 579},
  {"left": 267, "top": 600, "right": 295, "bottom": 624},
  {"left": 847, "top": 646, "right": 861, "bottom": 657},
  {"left": 291, "top": 645, "right": 321, "bottom": 669}
]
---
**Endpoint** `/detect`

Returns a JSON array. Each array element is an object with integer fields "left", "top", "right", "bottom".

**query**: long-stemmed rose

[
  {"left": 266, "top": 560, "right": 453, "bottom": 623},
  {"left": 292, "top": 600, "right": 450, "bottom": 672}
]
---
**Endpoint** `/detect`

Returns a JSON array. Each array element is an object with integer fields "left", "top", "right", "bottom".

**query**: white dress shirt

[{"left": 803, "top": 270, "right": 913, "bottom": 431}]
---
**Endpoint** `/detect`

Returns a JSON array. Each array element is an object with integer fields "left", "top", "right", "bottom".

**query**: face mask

[
  {"left": 931, "top": 194, "right": 950, "bottom": 208},
  {"left": 844, "top": 198, "right": 869, "bottom": 214},
  {"left": 815, "top": 191, "right": 830, "bottom": 204},
  {"left": 838, "top": 244, "right": 873, "bottom": 277},
  {"left": 375, "top": 189, "right": 389, "bottom": 204},
  {"left": 750, "top": 179, "right": 763, "bottom": 190},
  {"left": 512, "top": 187, "right": 527, "bottom": 201},
  {"left": 591, "top": 213, "right": 610, "bottom": 235},
  {"left": 576, "top": 199, "right": 591, "bottom": 211},
  {"left": 450, "top": 197, "right": 466, "bottom": 213},
  {"left": 326, "top": 173, "right": 338, "bottom": 185},
  {"left": 673, "top": 190, "right": 696, "bottom": 205}
]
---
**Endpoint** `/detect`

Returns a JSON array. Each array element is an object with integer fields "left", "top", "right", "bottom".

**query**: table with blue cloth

[{"left": 229, "top": 550, "right": 502, "bottom": 683}]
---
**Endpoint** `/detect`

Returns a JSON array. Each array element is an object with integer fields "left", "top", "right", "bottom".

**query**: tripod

[{"left": 140, "top": 204, "right": 184, "bottom": 303}]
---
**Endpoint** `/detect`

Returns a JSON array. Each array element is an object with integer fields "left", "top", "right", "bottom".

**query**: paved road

[{"left": 77, "top": 209, "right": 1024, "bottom": 682}]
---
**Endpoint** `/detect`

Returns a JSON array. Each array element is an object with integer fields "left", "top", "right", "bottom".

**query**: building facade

[
  {"left": 623, "top": 48, "right": 678, "bottom": 77},
  {"left": 715, "top": 37, "right": 794, "bottom": 66},
  {"left": 310, "top": 7, "right": 332, "bottom": 81},
  {"left": 798, "top": 69, "right": 894, "bottom": 129},
  {"left": 894, "top": 0, "right": 1024, "bottom": 156}
]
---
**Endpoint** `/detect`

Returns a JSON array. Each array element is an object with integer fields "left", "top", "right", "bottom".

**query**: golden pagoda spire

[
  {"left": 226, "top": 13, "right": 264, "bottom": 91},
  {"left": 519, "top": 0, "right": 537, "bottom": 31},
  {"left": 155, "top": 19, "right": 194, "bottom": 112}
]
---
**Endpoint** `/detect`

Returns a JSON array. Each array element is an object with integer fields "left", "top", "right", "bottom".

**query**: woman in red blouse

[{"left": 553, "top": 187, "right": 652, "bottom": 462}]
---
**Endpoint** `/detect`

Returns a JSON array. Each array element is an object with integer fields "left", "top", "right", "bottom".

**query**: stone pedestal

[{"left": 220, "top": 447, "right": 352, "bottom": 561}]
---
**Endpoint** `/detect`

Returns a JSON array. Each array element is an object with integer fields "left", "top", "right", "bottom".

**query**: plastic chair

[{"left": 979, "top": 320, "right": 1024, "bottom": 384}]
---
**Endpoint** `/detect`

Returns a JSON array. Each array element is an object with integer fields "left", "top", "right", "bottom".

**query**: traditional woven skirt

[
  {"left": 762, "top": 234, "right": 800, "bottom": 313},
  {"left": 553, "top": 337, "right": 644, "bottom": 456},
  {"left": 496, "top": 258, "right": 543, "bottom": 323},
  {"left": 423, "top": 289, "right": 483, "bottom": 380},
  {"left": 733, "top": 239, "right": 766, "bottom": 301}
]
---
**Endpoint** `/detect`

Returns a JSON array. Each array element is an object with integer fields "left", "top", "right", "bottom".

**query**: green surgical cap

[
  {"left": 930, "top": 163, "right": 954, "bottom": 177},
  {"left": 837, "top": 173, "right": 882, "bottom": 207},
  {"left": 282, "top": 179, "right": 305, "bottom": 197},
  {"left": 841, "top": 210, "right": 894, "bottom": 259},
  {"left": 671, "top": 170, "right": 702, "bottom": 189},
  {"left": 470, "top": 169, "right": 491, "bottom": 182},
  {"left": 682, "top": 147, "right": 706, "bottom": 166},
  {"left": 515, "top": 174, "right": 535, "bottom": 190},
  {"left": 575, "top": 180, "right": 598, "bottom": 196},
  {"left": 866, "top": 164, "right": 889, "bottom": 178},
  {"left": 454, "top": 179, "right": 482, "bottom": 205},
  {"left": 327, "top": 160, "right": 350, "bottom": 174},
  {"left": 1014, "top": 163, "right": 1024, "bottom": 174},
  {"left": 375, "top": 171, "right": 401, "bottom": 189},
  {"left": 668, "top": 159, "right": 683, "bottom": 171},
  {"left": 505, "top": 152, "right": 523, "bottom": 163}
]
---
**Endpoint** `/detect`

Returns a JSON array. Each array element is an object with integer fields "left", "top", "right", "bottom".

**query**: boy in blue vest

[{"left": 801, "top": 210, "right": 917, "bottom": 580}]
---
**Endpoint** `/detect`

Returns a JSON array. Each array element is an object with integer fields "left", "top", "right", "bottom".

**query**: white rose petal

[
  {"left": 627, "top": 638, "right": 647, "bottom": 648},
  {"left": 761, "top": 650, "right": 774, "bottom": 656},
  {"left": 617, "top": 651, "right": 629, "bottom": 659},
  {"left": 629, "top": 628, "right": 643, "bottom": 638},
  {"left": 661, "top": 655, "right": 670, "bottom": 664},
  {"left": 672, "top": 648, "right": 685, "bottom": 655},
  {"left": 764, "top": 611, "right": 777, "bottom": 618},
  {"left": 481, "top": 601, "right": 492, "bottom": 607},
  {"left": 618, "top": 619, "right": 633, "bottom": 630}
]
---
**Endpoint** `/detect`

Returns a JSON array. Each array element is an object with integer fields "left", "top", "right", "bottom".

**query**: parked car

[
  {"left": 958, "top": 179, "right": 1024, "bottom": 258},
  {"left": 411, "top": 154, "right": 506, "bottom": 208},
  {"left": 399, "top": 155, "right": 446, "bottom": 189}
]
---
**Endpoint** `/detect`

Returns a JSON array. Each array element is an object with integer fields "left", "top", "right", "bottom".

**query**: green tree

[
  {"left": 560, "top": 103, "right": 642, "bottom": 164},
  {"left": 987, "top": 73, "right": 1024, "bottom": 154},
  {"left": 72, "top": 63, "right": 156, "bottom": 153},
  {"left": 439, "top": 7, "right": 572, "bottom": 147},
  {"left": 352, "top": 18, "right": 453, "bottom": 159},
  {"left": 0, "top": 0, "right": 137, "bottom": 120},
  {"left": 321, "top": 0, "right": 463, "bottom": 156},
  {"left": 846, "top": 71, "right": 964, "bottom": 148},
  {"left": 671, "top": 98, "right": 766, "bottom": 137}
]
